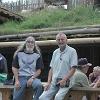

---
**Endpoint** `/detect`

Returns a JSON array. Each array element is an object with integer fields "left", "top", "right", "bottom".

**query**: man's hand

[
  {"left": 27, "top": 77, "right": 35, "bottom": 87},
  {"left": 44, "top": 82, "right": 50, "bottom": 91},
  {"left": 15, "top": 80, "right": 20, "bottom": 90},
  {"left": 57, "top": 79, "right": 67, "bottom": 87}
]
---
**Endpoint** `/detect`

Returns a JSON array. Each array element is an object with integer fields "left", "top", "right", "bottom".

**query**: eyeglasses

[{"left": 26, "top": 41, "right": 34, "bottom": 44}]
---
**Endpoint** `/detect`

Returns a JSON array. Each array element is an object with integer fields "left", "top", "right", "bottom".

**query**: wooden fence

[
  {"left": 0, "top": 0, "right": 99, "bottom": 13},
  {"left": 1, "top": 0, "right": 46, "bottom": 12}
]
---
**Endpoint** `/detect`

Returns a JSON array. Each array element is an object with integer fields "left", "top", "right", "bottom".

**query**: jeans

[
  {"left": 13, "top": 76, "right": 43, "bottom": 100},
  {"left": 39, "top": 84, "right": 70, "bottom": 100}
]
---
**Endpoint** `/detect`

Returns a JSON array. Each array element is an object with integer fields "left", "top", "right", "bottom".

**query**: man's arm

[
  {"left": 47, "top": 68, "right": 52, "bottom": 84},
  {"left": 57, "top": 67, "right": 76, "bottom": 87},
  {"left": 31, "top": 69, "right": 41, "bottom": 79},
  {"left": 12, "top": 66, "right": 21, "bottom": 89},
  {"left": 63, "top": 67, "right": 76, "bottom": 81},
  {"left": 27, "top": 69, "right": 42, "bottom": 87},
  {"left": 44, "top": 68, "right": 52, "bottom": 91},
  {"left": 63, "top": 48, "right": 78, "bottom": 81},
  {"left": 12, "top": 67, "right": 19, "bottom": 82},
  {"left": 33, "top": 56, "right": 43, "bottom": 79}
]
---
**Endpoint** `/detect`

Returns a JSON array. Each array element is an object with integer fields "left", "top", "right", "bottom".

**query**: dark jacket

[{"left": 0, "top": 54, "right": 7, "bottom": 73}]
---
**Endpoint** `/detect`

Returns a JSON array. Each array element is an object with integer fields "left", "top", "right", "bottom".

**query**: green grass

[{"left": 0, "top": 6, "right": 100, "bottom": 34}]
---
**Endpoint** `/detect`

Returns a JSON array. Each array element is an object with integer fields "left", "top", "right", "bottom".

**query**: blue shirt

[
  {"left": 50, "top": 45, "right": 78, "bottom": 84},
  {"left": 12, "top": 52, "right": 43, "bottom": 76}
]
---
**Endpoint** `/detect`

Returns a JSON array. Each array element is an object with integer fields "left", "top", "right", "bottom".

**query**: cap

[{"left": 78, "top": 58, "right": 92, "bottom": 66}]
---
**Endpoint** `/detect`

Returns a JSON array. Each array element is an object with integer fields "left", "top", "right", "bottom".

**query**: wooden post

[
  {"left": 23, "top": 87, "right": 33, "bottom": 100},
  {"left": 65, "top": 87, "right": 100, "bottom": 100},
  {"left": 1, "top": 88, "right": 12, "bottom": 100}
]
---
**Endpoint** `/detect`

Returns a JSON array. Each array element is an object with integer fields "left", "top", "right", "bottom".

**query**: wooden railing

[
  {"left": 0, "top": 85, "right": 13, "bottom": 100},
  {"left": 64, "top": 87, "right": 100, "bottom": 100},
  {"left": 0, "top": 85, "right": 33, "bottom": 100},
  {"left": 1, "top": 0, "right": 45, "bottom": 12},
  {"left": 0, "top": 84, "right": 100, "bottom": 100}
]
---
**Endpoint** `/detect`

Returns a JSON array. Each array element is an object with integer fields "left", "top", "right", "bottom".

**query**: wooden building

[
  {"left": 0, "top": 6, "right": 24, "bottom": 23},
  {"left": 45, "top": 0, "right": 100, "bottom": 9},
  {"left": 0, "top": 25, "right": 100, "bottom": 81}
]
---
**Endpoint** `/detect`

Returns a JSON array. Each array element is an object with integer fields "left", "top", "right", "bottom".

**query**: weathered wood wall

[
  {"left": 0, "top": 38, "right": 100, "bottom": 81},
  {"left": 1, "top": 0, "right": 45, "bottom": 12},
  {"left": 68, "top": 0, "right": 94, "bottom": 9}
]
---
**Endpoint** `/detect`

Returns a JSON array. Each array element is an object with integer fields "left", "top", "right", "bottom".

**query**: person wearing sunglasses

[{"left": 12, "top": 36, "right": 44, "bottom": 100}]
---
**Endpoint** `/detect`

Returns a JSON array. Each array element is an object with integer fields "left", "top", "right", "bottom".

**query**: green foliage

[
  {"left": 0, "top": 21, "right": 20, "bottom": 35},
  {"left": 0, "top": 6, "right": 100, "bottom": 34}
]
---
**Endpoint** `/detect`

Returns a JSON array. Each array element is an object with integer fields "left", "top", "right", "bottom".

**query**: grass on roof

[{"left": 0, "top": 5, "right": 100, "bottom": 35}]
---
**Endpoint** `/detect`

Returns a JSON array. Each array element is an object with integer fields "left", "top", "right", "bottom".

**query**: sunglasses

[{"left": 26, "top": 41, "right": 34, "bottom": 44}]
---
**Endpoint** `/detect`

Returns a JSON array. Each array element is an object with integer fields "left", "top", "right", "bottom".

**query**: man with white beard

[{"left": 12, "top": 36, "right": 44, "bottom": 100}]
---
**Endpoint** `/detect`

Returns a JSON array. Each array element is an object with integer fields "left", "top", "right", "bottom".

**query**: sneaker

[{"left": 3, "top": 79, "right": 14, "bottom": 85}]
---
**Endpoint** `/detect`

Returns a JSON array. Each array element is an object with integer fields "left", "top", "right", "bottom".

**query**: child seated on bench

[{"left": 89, "top": 66, "right": 100, "bottom": 88}]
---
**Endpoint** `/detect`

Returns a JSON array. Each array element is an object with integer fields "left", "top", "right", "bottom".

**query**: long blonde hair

[{"left": 13, "top": 36, "right": 41, "bottom": 58}]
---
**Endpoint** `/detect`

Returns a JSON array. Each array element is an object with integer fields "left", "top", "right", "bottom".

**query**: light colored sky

[{"left": 2, "top": 0, "right": 18, "bottom": 3}]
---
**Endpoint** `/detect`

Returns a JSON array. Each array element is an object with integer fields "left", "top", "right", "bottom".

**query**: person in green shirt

[
  {"left": 70, "top": 58, "right": 92, "bottom": 87},
  {"left": 69, "top": 58, "right": 92, "bottom": 100}
]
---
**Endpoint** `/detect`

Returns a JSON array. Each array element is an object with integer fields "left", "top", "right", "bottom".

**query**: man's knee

[
  {"left": 39, "top": 94, "right": 47, "bottom": 100},
  {"left": 55, "top": 94, "right": 64, "bottom": 100},
  {"left": 39, "top": 91, "right": 52, "bottom": 100},
  {"left": 33, "top": 83, "right": 43, "bottom": 90}
]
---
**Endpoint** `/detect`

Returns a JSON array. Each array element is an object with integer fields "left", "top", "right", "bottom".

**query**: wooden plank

[
  {"left": 0, "top": 84, "right": 100, "bottom": 100},
  {"left": 0, "top": 6, "right": 24, "bottom": 21},
  {"left": 0, "top": 85, "right": 33, "bottom": 100},
  {"left": 0, "top": 85, "right": 13, "bottom": 100},
  {"left": 0, "top": 83, "right": 46, "bottom": 100},
  {"left": 1, "top": 37, "right": 100, "bottom": 48},
  {"left": 1, "top": 88, "right": 12, "bottom": 100},
  {"left": 66, "top": 87, "right": 100, "bottom": 100}
]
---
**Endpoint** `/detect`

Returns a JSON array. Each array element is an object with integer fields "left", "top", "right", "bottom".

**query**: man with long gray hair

[{"left": 12, "top": 36, "right": 44, "bottom": 100}]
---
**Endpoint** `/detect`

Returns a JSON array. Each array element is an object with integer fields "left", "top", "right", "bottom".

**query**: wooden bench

[
  {"left": 0, "top": 83, "right": 100, "bottom": 100},
  {"left": 0, "top": 82, "right": 47, "bottom": 100},
  {"left": 43, "top": 83, "right": 100, "bottom": 100},
  {"left": 0, "top": 84, "right": 34, "bottom": 100},
  {"left": 0, "top": 84, "right": 14, "bottom": 100},
  {"left": 64, "top": 87, "right": 100, "bottom": 100}
]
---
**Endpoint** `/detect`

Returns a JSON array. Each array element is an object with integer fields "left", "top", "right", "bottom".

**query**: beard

[
  {"left": 26, "top": 46, "right": 34, "bottom": 53},
  {"left": 58, "top": 44, "right": 66, "bottom": 51}
]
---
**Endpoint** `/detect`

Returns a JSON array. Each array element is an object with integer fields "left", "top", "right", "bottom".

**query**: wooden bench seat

[
  {"left": 43, "top": 83, "right": 100, "bottom": 100},
  {"left": 0, "top": 82, "right": 47, "bottom": 100},
  {"left": 64, "top": 87, "right": 100, "bottom": 100},
  {"left": 0, "top": 85, "right": 14, "bottom": 100},
  {"left": 0, "top": 84, "right": 34, "bottom": 100},
  {"left": 0, "top": 83, "right": 100, "bottom": 100}
]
